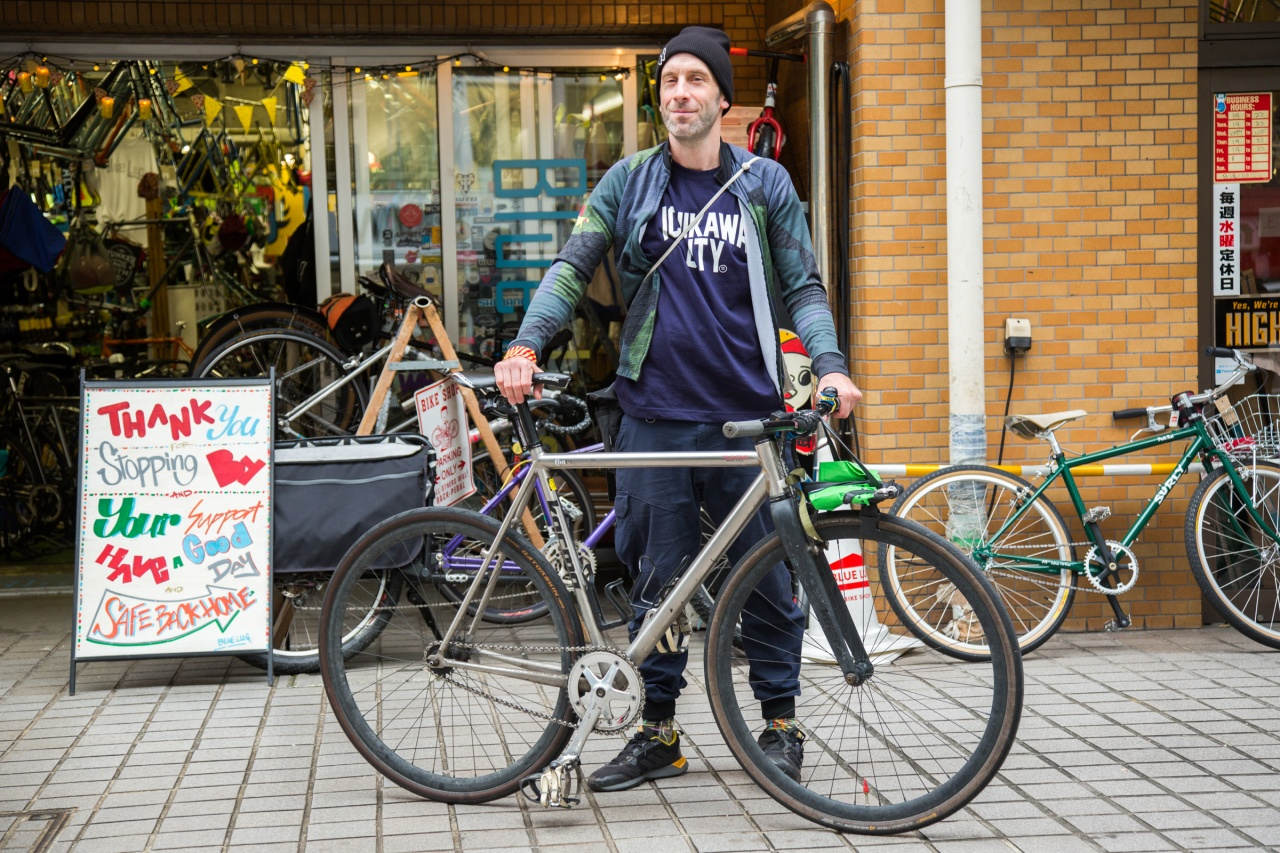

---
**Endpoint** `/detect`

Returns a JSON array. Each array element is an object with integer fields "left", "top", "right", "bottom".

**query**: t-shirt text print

[
  {"left": 617, "top": 161, "right": 779, "bottom": 422},
  {"left": 655, "top": 206, "right": 750, "bottom": 275}
]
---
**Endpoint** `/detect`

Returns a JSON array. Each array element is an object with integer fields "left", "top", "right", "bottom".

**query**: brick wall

[{"left": 839, "top": 0, "right": 1202, "bottom": 631}]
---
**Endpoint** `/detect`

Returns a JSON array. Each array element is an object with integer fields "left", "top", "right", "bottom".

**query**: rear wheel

[
  {"left": 706, "top": 511, "right": 1022, "bottom": 834},
  {"left": 320, "top": 507, "right": 583, "bottom": 802},
  {"left": 1186, "top": 460, "right": 1280, "bottom": 649},
  {"left": 193, "top": 327, "right": 366, "bottom": 440},
  {"left": 886, "top": 465, "right": 1075, "bottom": 658}
]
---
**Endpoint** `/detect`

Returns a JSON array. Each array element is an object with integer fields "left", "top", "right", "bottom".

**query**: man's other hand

[{"left": 816, "top": 373, "right": 862, "bottom": 419}]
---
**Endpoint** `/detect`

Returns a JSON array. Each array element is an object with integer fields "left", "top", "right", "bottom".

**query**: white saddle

[{"left": 1005, "top": 409, "right": 1087, "bottom": 440}]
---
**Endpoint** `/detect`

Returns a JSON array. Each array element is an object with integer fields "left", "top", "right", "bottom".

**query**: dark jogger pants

[{"left": 613, "top": 415, "right": 804, "bottom": 722}]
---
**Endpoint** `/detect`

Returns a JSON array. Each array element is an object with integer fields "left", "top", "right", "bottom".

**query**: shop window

[
  {"left": 448, "top": 68, "right": 624, "bottom": 375},
  {"left": 351, "top": 68, "right": 440, "bottom": 287},
  {"left": 1207, "top": 0, "right": 1280, "bottom": 24},
  {"left": 1, "top": 56, "right": 318, "bottom": 357}
]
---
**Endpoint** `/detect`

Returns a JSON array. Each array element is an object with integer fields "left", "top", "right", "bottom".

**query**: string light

[{"left": 0, "top": 51, "right": 635, "bottom": 107}]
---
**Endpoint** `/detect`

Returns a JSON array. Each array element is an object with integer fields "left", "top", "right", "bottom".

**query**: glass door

[{"left": 445, "top": 67, "right": 627, "bottom": 372}]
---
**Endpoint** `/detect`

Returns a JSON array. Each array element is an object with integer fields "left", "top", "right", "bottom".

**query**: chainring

[
  {"left": 1084, "top": 540, "right": 1138, "bottom": 595},
  {"left": 567, "top": 650, "right": 644, "bottom": 732},
  {"left": 543, "top": 537, "right": 598, "bottom": 584}
]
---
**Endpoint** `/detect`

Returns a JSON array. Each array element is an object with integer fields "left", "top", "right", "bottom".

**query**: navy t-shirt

[{"left": 614, "top": 162, "right": 781, "bottom": 422}]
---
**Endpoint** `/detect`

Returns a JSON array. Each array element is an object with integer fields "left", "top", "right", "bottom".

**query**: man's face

[{"left": 659, "top": 54, "right": 728, "bottom": 144}]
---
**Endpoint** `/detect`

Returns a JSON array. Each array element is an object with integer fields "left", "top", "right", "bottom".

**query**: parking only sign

[{"left": 414, "top": 377, "right": 476, "bottom": 506}]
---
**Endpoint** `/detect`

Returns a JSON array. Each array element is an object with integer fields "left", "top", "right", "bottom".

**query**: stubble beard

[{"left": 661, "top": 98, "right": 719, "bottom": 144}]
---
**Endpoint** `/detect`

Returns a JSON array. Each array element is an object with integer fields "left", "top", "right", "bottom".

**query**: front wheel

[
  {"left": 1185, "top": 460, "right": 1280, "bottom": 649},
  {"left": 705, "top": 511, "right": 1022, "bottom": 834},
  {"left": 885, "top": 465, "right": 1076, "bottom": 658}
]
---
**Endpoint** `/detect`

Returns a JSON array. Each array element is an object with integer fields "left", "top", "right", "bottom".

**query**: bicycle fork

[{"left": 770, "top": 495, "right": 875, "bottom": 685}]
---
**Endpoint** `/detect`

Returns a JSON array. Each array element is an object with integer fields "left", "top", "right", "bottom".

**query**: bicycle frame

[
  {"left": 976, "top": 417, "right": 1280, "bottom": 576},
  {"left": 445, "top": 447, "right": 765, "bottom": 653}
]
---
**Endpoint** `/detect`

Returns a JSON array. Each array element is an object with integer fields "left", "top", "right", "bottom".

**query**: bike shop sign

[
  {"left": 73, "top": 380, "right": 273, "bottom": 672},
  {"left": 415, "top": 377, "right": 475, "bottom": 506}
]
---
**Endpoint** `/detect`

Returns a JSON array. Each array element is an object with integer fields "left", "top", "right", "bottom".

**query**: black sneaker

[
  {"left": 586, "top": 722, "right": 687, "bottom": 792},
  {"left": 758, "top": 722, "right": 805, "bottom": 781}
]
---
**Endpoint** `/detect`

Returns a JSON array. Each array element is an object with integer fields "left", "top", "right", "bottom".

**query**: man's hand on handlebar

[
  {"left": 817, "top": 373, "right": 862, "bottom": 419},
  {"left": 494, "top": 353, "right": 543, "bottom": 405}
]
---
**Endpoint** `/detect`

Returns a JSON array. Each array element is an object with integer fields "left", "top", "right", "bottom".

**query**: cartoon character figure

[{"left": 780, "top": 329, "right": 816, "bottom": 454}]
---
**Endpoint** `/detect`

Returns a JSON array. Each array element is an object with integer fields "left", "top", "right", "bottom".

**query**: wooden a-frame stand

[{"left": 355, "top": 297, "right": 544, "bottom": 546}]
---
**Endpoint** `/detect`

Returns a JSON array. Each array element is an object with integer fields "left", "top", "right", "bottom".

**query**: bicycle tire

[
  {"left": 1, "top": 432, "right": 67, "bottom": 530},
  {"left": 190, "top": 304, "right": 331, "bottom": 369},
  {"left": 886, "top": 465, "right": 1076, "bottom": 659},
  {"left": 705, "top": 510, "right": 1022, "bottom": 834},
  {"left": 1185, "top": 459, "right": 1280, "bottom": 649},
  {"left": 193, "top": 327, "right": 367, "bottom": 440},
  {"left": 443, "top": 461, "right": 596, "bottom": 624},
  {"left": 751, "top": 123, "right": 779, "bottom": 160},
  {"left": 238, "top": 569, "right": 403, "bottom": 674},
  {"left": 320, "top": 506, "right": 584, "bottom": 803}
]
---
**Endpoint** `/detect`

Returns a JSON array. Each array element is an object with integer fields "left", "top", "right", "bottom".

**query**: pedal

[
  {"left": 602, "top": 578, "right": 633, "bottom": 626},
  {"left": 1083, "top": 506, "right": 1112, "bottom": 524},
  {"left": 1102, "top": 617, "right": 1131, "bottom": 632},
  {"left": 519, "top": 762, "right": 580, "bottom": 809}
]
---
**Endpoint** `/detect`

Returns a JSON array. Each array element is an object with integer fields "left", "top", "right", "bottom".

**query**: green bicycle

[{"left": 883, "top": 347, "right": 1280, "bottom": 659}]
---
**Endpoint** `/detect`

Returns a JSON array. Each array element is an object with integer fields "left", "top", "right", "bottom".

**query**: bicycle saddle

[
  {"left": 1005, "top": 409, "right": 1087, "bottom": 439},
  {"left": 378, "top": 262, "right": 432, "bottom": 302}
]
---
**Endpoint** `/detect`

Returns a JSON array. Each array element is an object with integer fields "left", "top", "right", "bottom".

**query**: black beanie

[{"left": 657, "top": 26, "right": 734, "bottom": 107}]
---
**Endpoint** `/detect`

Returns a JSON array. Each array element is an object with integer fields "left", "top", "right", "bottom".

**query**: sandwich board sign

[{"left": 71, "top": 376, "right": 273, "bottom": 692}]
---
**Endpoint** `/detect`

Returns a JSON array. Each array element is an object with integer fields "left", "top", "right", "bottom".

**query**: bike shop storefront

[
  {"left": 0, "top": 42, "right": 654, "bottom": 577},
  {"left": 0, "top": 42, "right": 654, "bottom": 382}
]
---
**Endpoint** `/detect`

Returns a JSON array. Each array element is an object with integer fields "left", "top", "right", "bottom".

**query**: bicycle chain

[{"left": 430, "top": 641, "right": 626, "bottom": 729}]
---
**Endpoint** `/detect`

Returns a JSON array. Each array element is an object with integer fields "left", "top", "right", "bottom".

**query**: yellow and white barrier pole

[{"left": 869, "top": 462, "right": 1205, "bottom": 479}]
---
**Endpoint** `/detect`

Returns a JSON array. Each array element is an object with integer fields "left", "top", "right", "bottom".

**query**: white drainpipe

[{"left": 945, "top": 0, "right": 986, "bottom": 465}]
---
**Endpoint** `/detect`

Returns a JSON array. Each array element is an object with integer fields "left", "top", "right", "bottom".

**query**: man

[{"left": 494, "top": 25, "right": 861, "bottom": 792}]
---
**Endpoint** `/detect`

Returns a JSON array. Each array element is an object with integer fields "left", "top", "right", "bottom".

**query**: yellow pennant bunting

[
  {"left": 283, "top": 63, "right": 306, "bottom": 85},
  {"left": 232, "top": 104, "right": 256, "bottom": 133},
  {"left": 173, "top": 67, "right": 193, "bottom": 93},
  {"left": 260, "top": 96, "right": 278, "bottom": 122},
  {"left": 203, "top": 95, "right": 223, "bottom": 125}
]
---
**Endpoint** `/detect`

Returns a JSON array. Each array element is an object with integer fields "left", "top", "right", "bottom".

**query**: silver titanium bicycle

[{"left": 317, "top": 373, "right": 1022, "bottom": 834}]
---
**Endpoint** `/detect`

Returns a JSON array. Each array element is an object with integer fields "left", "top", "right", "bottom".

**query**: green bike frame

[{"left": 974, "top": 415, "right": 1280, "bottom": 577}]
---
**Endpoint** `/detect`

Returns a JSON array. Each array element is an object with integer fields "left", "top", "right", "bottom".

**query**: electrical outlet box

[{"left": 1004, "top": 317, "right": 1032, "bottom": 355}]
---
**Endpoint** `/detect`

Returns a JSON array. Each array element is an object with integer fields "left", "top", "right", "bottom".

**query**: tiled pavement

[{"left": 3, "top": 594, "right": 1280, "bottom": 852}]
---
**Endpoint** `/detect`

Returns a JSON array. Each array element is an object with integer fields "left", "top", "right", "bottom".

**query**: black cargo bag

[{"left": 274, "top": 434, "right": 435, "bottom": 573}]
